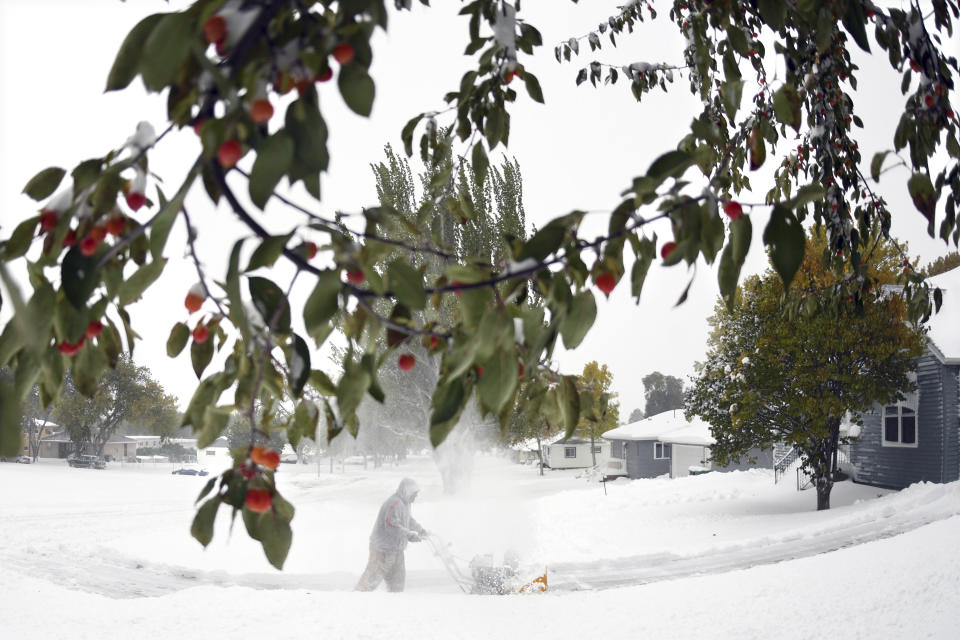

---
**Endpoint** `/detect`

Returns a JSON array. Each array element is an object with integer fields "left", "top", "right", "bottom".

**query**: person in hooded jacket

[{"left": 355, "top": 477, "right": 427, "bottom": 592}]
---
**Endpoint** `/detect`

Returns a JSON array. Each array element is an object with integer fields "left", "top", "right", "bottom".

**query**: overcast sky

[{"left": 0, "top": 0, "right": 954, "bottom": 419}]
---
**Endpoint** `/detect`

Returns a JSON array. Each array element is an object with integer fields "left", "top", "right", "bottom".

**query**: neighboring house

[
  {"left": 38, "top": 431, "right": 139, "bottom": 460},
  {"left": 542, "top": 436, "right": 610, "bottom": 470},
  {"left": 603, "top": 410, "right": 773, "bottom": 479},
  {"left": 197, "top": 436, "right": 234, "bottom": 469},
  {"left": 21, "top": 419, "right": 58, "bottom": 457},
  {"left": 850, "top": 266, "right": 960, "bottom": 489}
]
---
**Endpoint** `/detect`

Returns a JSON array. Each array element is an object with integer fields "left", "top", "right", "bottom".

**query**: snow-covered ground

[{"left": 2, "top": 455, "right": 959, "bottom": 639}]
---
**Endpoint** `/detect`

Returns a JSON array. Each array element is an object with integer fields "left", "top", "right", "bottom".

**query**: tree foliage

[
  {"left": 53, "top": 356, "right": 180, "bottom": 456},
  {"left": 922, "top": 251, "right": 960, "bottom": 276},
  {"left": 641, "top": 371, "right": 685, "bottom": 417},
  {"left": 686, "top": 230, "right": 925, "bottom": 510},
  {"left": 0, "top": 0, "right": 957, "bottom": 566}
]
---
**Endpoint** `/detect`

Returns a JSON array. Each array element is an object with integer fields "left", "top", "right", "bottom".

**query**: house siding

[
  {"left": 612, "top": 440, "right": 671, "bottom": 479},
  {"left": 942, "top": 364, "right": 959, "bottom": 483},
  {"left": 715, "top": 447, "right": 774, "bottom": 472},
  {"left": 851, "top": 354, "right": 946, "bottom": 489}
]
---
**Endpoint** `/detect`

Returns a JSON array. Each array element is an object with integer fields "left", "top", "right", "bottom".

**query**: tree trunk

[
  {"left": 815, "top": 475, "right": 833, "bottom": 510},
  {"left": 590, "top": 430, "right": 597, "bottom": 467},
  {"left": 536, "top": 435, "right": 543, "bottom": 476}
]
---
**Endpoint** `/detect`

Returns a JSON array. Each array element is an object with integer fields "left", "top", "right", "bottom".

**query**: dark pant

[{"left": 355, "top": 545, "right": 406, "bottom": 592}]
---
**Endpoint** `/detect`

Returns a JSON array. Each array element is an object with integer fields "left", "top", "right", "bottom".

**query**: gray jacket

[{"left": 369, "top": 478, "right": 425, "bottom": 552}]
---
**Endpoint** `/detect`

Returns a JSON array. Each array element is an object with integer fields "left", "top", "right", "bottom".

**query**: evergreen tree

[{"left": 642, "top": 372, "right": 685, "bottom": 417}]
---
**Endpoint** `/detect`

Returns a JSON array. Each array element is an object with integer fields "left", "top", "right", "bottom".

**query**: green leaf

[
  {"left": 721, "top": 79, "right": 744, "bottom": 120},
  {"left": 105, "top": 13, "right": 164, "bottom": 91},
  {"left": 907, "top": 173, "right": 937, "bottom": 234},
  {"left": 140, "top": 12, "right": 192, "bottom": 92},
  {"left": 772, "top": 85, "right": 801, "bottom": 131},
  {"left": 0, "top": 380, "right": 22, "bottom": 457},
  {"left": 337, "top": 63, "right": 375, "bottom": 117},
  {"left": 647, "top": 151, "right": 695, "bottom": 181},
  {"left": 791, "top": 183, "right": 826, "bottom": 208},
  {"left": 303, "top": 269, "right": 341, "bottom": 342},
  {"left": 151, "top": 165, "right": 197, "bottom": 259},
  {"left": 290, "top": 399, "right": 319, "bottom": 449},
  {"left": 472, "top": 142, "right": 489, "bottom": 184},
  {"left": 517, "top": 214, "right": 579, "bottom": 262},
  {"left": 246, "top": 233, "right": 293, "bottom": 272},
  {"left": 23, "top": 167, "right": 65, "bottom": 201},
  {"left": 477, "top": 350, "right": 519, "bottom": 416},
  {"left": 523, "top": 72, "right": 544, "bottom": 103},
  {"left": 558, "top": 375, "right": 581, "bottom": 440},
  {"left": 118, "top": 259, "right": 167, "bottom": 306},
  {"left": 630, "top": 238, "right": 655, "bottom": 302},
  {"left": 729, "top": 215, "right": 752, "bottom": 265},
  {"left": 249, "top": 132, "right": 294, "bottom": 209},
  {"left": 286, "top": 334, "right": 311, "bottom": 397},
  {"left": 308, "top": 369, "right": 337, "bottom": 396},
  {"left": 757, "top": 0, "right": 787, "bottom": 30},
  {"left": 166, "top": 322, "right": 190, "bottom": 357},
  {"left": 401, "top": 114, "right": 423, "bottom": 157},
  {"left": 285, "top": 97, "right": 329, "bottom": 174},
  {"left": 61, "top": 249, "right": 99, "bottom": 309},
  {"left": 762, "top": 205, "right": 805, "bottom": 288},
  {"left": 190, "top": 497, "right": 220, "bottom": 548},
  {"left": 560, "top": 290, "right": 597, "bottom": 349},
  {"left": 841, "top": 1, "right": 871, "bottom": 53},
  {"left": 871, "top": 151, "right": 890, "bottom": 182},
  {"left": 430, "top": 377, "right": 467, "bottom": 447},
  {"left": 749, "top": 128, "right": 766, "bottom": 171},
  {"left": 256, "top": 506, "right": 294, "bottom": 570},
  {"left": 191, "top": 334, "right": 214, "bottom": 379},
  {"left": 3, "top": 216, "right": 40, "bottom": 260},
  {"left": 249, "top": 276, "right": 291, "bottom": 333},
  {"left": 387, "top": 260, "right": 426, "bottom": 310}
]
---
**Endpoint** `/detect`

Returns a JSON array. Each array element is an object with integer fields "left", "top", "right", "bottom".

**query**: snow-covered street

[{"left": 2, "top": 455, "right": 959, "bottom": 639}]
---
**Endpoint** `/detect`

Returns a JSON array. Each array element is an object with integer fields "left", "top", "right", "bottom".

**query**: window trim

[
  {"left": 564, "top": 446, "right": 577, "bottom": 459},
  {"left": 881, "top": 373, "right": 919, "bottom": 449},
  {"left": 654, "top": 442, "right": 671, "bottom": 460}
]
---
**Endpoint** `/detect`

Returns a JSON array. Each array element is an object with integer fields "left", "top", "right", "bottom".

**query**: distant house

[
  {"left": 20, "top": 419, "right": 58, "bottom": 457},
  {"left": 541, "top": 436, "right": 610, "bottom": 470},
  {"left": 38, "top": 431, "right": 139, "bottom": 460},
  {"left": 850, "top": 266, "right": 960, "bottom": 489},
  {"left": 603, "top": 410, "right": 773, "bottom": 479}
]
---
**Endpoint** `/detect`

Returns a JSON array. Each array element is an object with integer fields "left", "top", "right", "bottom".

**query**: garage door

[{"left": 671, "top": 444, "right": 709, "bottom": 478}]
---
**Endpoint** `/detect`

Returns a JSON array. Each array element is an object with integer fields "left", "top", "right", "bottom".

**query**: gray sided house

[
  {"left": 603, "top": 410, "right": 773, "bottom": 479},
  {"left": 850, "top": 266, "right": 960, "bottom": 489},
  {"left": 542, "top": 437, "right": 610, "bottom": 470}
]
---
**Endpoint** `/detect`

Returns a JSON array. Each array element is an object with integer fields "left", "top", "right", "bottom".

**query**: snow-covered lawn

[{"left": 2, "top": 455, "right": 958, "bottom": 639}]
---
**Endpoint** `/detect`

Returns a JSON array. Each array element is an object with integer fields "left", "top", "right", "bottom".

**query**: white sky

[{"left": 0, "top": 0, "right": 955, "bottom": 417}]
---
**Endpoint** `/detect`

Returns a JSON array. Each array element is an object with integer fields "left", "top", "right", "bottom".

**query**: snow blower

[{"left": 425, "top": 534, "right": 547, "bottom": 595}]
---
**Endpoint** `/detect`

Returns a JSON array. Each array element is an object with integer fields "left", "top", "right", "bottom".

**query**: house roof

[
  {"left": 41, "top": 431, "right": 140, "bottom": 444},
  {"left": 924, "top": 266, "right": 960, "bottom": 362},
  {"left": 602, "top": 410, "right": 714, "bottom": 445},
  {"left": 550, "top": 436, "right": 593, "bottom": 445}
]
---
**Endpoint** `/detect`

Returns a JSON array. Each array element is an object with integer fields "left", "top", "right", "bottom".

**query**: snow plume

[{"left": 432, "top": 399, "right": 498, "bottom": 495}]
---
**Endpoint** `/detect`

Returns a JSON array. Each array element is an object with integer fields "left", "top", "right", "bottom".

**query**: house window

[
  {"left": 564, "top": 447, "right": 577, "bottom": 458},
  {"left": 592, "top": 446, "right": 602, "bottom": 454},
  {"left": 882, "top": 377, "right": 918, "bottom": 448},
  {"left": 206, "top": 450, "right": 216, "bottom": 456},
  {"left": 654, "top": 442, "right": 671, "bottom": 459}
]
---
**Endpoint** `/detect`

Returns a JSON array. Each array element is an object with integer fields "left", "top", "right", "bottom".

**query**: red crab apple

[
  {"left": 80, "top": 234, "right": 99, "bottom": 257},
  {"left": 245, "top": 488, "right": 272, "bottom": 513},
  {"left": 251, "top": 446, "right": 280, "bottom": 470},
  {"left": 660, "top": 241, "right": 677, "bottom": 260},
  {"left": 184, "top": 283, "right": 205, "bottom": 314},
  {"left": 192, "top": 323, "right": 210, "bottom": 344},
  {"left": 85, "top": 320, "right": 103, "bottom": 340},
  {"left": 595, "top": 272, "right": 616, "bottom": 296},
  {"left": 126, "top": 191, "right": 146, "bottom": 211},
  {"left": 203, "top": 15, "right": 226, "bottom": 45},
  {"left": 332, "top": 43, "right": 355, "bottom": 65},
  {"left": 218, "top": 140, "right": 243, "bottom": 169},
  {"left": 250, "top": 99, "right": 274, "bottom": 124},
  {"left": 723, "top": 201, "right": 743, "bottom": 220},
  {"left": 39, "top": 210, "right": 58, "bottom": 232},
  {"left": 106, "top": 216, "right": 126, "bottom": 236},
  {"left": 346, "top": 269, "right": 365, "bottom": 285},
  {"left": 398, "top": 353, "right": 416, "bottom": 372}
]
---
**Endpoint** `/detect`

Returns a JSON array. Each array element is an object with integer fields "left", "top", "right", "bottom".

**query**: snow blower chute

[{"left": 425, "top": 534, "right": 547, "bottom": 595}]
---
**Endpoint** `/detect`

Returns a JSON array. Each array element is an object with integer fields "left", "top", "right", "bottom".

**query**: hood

[{"left": 396, "top": 477, "right": 420, "bottom": 503}]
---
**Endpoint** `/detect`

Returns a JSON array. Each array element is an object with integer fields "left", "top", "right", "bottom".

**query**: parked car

[
  {"left": 67, "top": 455, "right": 106, "bottom": 469},
  {"left": 16, "top": 456, "right": 32, "bottom": 464},
  {"left": 171, "top": 465, "right": 209, "bottom": 476}
]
